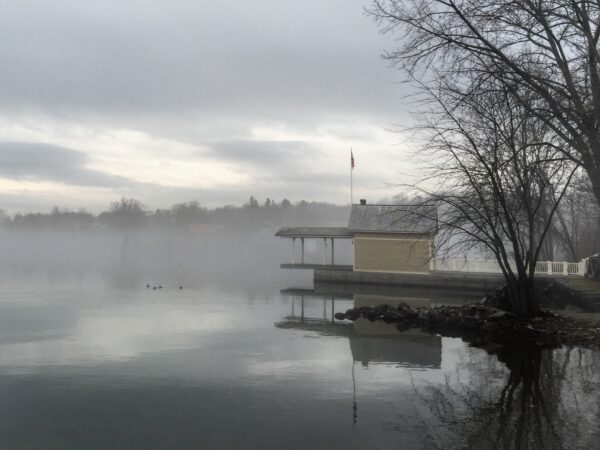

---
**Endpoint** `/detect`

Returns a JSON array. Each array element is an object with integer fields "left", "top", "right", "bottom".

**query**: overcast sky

[{"left": 0, "top": 0, "right": 417, "bottom": 213}]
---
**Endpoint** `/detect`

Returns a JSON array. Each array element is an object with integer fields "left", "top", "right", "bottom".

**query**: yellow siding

[{"left": 353, "top": 235, "right": 431, "bottom": 274}]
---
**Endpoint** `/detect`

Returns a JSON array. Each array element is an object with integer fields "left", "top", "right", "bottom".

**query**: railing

[
  {"left": 534, "top": 261, "right": 585, "bottom": 276},
  {"left": 586, "top": 254, "right": 600, "bottom": 279},
  {"left": 433, "top": 258, "right": 586, "bottom": 276}
]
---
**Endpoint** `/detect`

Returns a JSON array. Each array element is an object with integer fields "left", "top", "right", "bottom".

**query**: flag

[{"left": 351, "top": 150, "right": 355, "bottom": 170}]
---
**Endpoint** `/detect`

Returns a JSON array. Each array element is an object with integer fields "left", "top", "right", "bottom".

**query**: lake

[{"left": 0, "top": 268, "right": 598, "bottom": 449}]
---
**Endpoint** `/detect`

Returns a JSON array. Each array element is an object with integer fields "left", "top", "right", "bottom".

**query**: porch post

[
  {"left": 291, "top": 237, "right": 296, "bottom": 265},
  {"left": 301, "top": 237, "right": 305, "bottom": 264},
  {"left": 331, "top": 296, "right": 334, "bottom": 323},
  {"left": 331, "top": 238, "right": 335, "bottom": 265},
  {"left": 322, "top": 238, "right": 327, "bottom": 265}
]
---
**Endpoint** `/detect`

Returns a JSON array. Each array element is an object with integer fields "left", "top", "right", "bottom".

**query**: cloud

[
  {"left": 0, "top": 0, "right": 405, "bottom": 125},
  {"left": 206, "top": 140, "right": 320, "bottom": 166},
  {"left": 0, "top": 142, "right": 134, "bottom": 187},
  {"left": 0, "top": 1, "right": 415, "bottom": 211}
]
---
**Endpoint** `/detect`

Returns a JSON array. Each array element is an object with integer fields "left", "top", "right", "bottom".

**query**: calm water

[{"left": 0, "top": 271, "right": 599, "bottom": 450}]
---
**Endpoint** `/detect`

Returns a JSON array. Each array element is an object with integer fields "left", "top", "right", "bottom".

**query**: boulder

[
  {"left": 334, "top": 312, "right": 346, "bottom": 321},
  {"left": 345, "top": 309, "right": 360, "bottom": 321}
]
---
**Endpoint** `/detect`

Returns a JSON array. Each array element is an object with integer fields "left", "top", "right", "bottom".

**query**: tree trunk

[{"left": 507, "top": 276, "right": 541, "bottom": 319}]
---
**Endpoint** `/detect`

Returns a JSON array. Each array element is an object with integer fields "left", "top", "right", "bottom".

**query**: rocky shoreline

[{"left": 334, "top": 301, "right": 600, "bottom": 350}]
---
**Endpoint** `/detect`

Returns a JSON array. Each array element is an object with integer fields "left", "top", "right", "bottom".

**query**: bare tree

[
  {"left": 550, "top": 173, "right": 600, "bottom": 260},
  {"left": 412, "top": 79, "right": 577, "bottom": 318},
  {"left": 369, "top": 0, "right": 600, "bottom": 206},
  {"left": 98, "top": 198, "right": 147, "bottom": 230}
]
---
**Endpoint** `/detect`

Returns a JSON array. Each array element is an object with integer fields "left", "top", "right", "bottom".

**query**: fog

[{"left": 0, "top": 198, "right": 352, "bottom": 292}]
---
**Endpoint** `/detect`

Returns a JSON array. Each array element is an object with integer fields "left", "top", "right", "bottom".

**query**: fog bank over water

[{"left": 0, "top": 199, "right": 352, "bottom": 291}]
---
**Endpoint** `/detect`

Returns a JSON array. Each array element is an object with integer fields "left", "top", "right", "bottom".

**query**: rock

[
  {"left": 479, "top": 285, "right": 512, "bottom": 311},
  {"left": 334, "top": 312, "right": 346, "bottom": 321},
  {"left": 429, "top": 312, "right": 444, "bottom": 323},
  {"left": 479, "top": 295, "right": 493, "bottom": 305},
  {"left": 460, "top": 317, "right": 482, "bottom": 330},
  {"left": 488, "top": 310, "right": 516, "bottom": 321},
  {"left": 366, "top": 311, "right": 378, "bottom": 322},
  {"left": 480, "top": 321, "right": 501, "bottom": 336},
  {"left": 445, "top": 315, "right": 459, "bottom": 326},
  {"left": 382, "top": 311, "right": 399, "bottom": 323},
  {"left": 345, "top": 309, "right": 360, "bottom": 321}
]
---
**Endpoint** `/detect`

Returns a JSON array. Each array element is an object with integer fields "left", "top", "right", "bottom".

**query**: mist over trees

[
  {"left": 0, "top": 197, "right": 350, "bottom": 233},
  {"left": 0, "top": 197, "right": 350, "bottom": 290}
]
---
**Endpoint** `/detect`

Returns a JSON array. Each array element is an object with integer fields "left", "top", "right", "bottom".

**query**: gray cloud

[
  {"left": 206, "top": 140, "right": 320, "bottom": 166},
  {"left": 0, "top": 0, "right": 405, "bottom": 124},
  {"left": 0, "top": 142, "right": 133, "bottom": 187}
]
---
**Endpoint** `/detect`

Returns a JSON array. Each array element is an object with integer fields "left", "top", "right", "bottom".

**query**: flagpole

[
  {"left": 350, "top": 163, "right": 353, "bottom": 205},
  {"left": 350, "top": 149, "right": 354, "bottom": 205}
]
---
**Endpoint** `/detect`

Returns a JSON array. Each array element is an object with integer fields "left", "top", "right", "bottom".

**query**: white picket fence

[{"left": 433, "top": 258, "right": 586, "bottom": 276}]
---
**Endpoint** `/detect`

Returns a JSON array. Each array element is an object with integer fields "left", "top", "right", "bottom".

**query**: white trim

[
  {"left": 351, "top": 231, "right": 435, "bottom": 236},
  {"left": 353, "top": 236, "right": 431, "bottom": 242},
  {"left": 429, "top": 240, "right": 434, "bottom": 271}
]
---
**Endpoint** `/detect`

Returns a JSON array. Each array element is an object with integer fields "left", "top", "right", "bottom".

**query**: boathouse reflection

[{"left": 275, "top": 286, "right": 459, "bottom": 368}]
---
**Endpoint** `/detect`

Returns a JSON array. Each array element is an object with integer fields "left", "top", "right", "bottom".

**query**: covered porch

[{"left": 275, "top": 227, "right": 353, "bottom": 270}]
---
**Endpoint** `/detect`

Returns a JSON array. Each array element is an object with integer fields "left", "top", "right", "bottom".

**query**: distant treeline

[{"left": 0, "top": 197, "right": 350, "bottom": 232}]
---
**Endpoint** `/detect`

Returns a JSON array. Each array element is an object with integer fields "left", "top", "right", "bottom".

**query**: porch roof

[{"left": 275, "top": 227, "right": 352, "bottom": 238}]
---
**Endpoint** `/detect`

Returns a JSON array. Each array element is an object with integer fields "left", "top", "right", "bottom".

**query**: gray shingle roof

[{"left": 348, "top": 204, "right": 437, "bottom": 234}]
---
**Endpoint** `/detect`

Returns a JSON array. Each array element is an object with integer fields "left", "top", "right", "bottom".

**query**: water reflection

[
  {"left": 277, "top": 288, "right": 600, "bottom": 450},
  {"left": 0, "top": 273, "right": 598, "bottom": 449},
  {"left": 409, "top": 345, "right": 600, "bottom": 450},
  {"left": 275, "top": 293, "right": 442, "bottom": 368}
]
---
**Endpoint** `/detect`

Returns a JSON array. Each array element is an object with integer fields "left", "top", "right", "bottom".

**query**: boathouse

[
  {"left": 276, "top": 201, "right": 438, "bottom": 275},
  {"left": 277, "top": 200, "right": 590, "bottom": 291}
]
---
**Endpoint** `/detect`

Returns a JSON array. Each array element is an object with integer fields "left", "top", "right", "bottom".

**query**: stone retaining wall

[{"left": 314, "top": 269, "right": 504, "bottom": 291}]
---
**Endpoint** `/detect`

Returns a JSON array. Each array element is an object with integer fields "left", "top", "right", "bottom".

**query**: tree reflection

[{"left": 408, "top": 344, "right": 600, "bottom": 450}]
